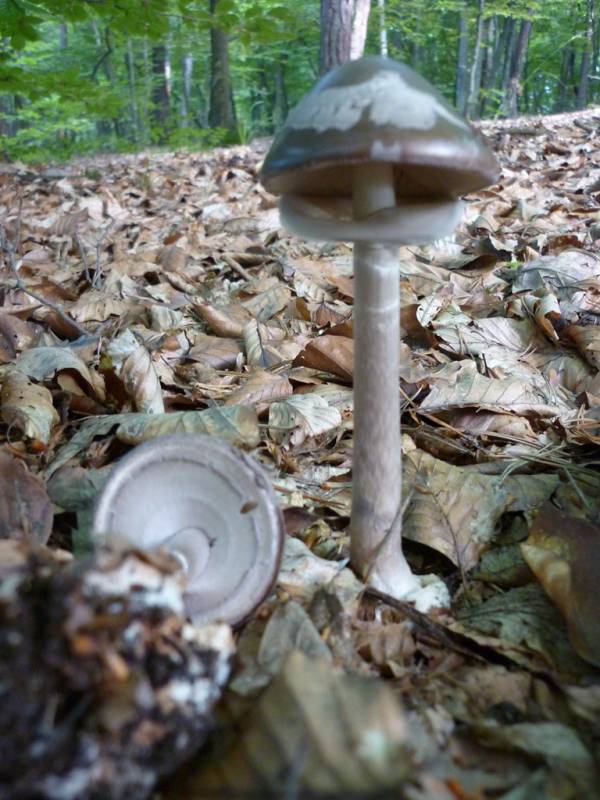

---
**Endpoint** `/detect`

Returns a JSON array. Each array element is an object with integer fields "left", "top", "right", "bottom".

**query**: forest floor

[{"left": 1, "top": 108, "right": 600, "bottom": 800}]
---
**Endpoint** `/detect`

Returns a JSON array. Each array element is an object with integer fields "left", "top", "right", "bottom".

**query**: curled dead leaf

[
  {"left": 521, "top": 502, "right": 600, "bottom": 667},
  {"left": 16, "top": 345, "right": 106, "bottom": 402},
  {"left": 1, "top": 370, "right": 59, "bottom": 443},
  {"left": 293, "top": 335, "right": 353, "bottom": 382}
]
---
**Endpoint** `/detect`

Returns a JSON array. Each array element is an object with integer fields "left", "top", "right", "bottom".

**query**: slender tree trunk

[
  {"left": 90, "top": 21, "right": 122, "bottom": 137},
  {"left": 165, "top": 35, "right": 172, "bottom": 100},
  {"left": 250, "top": 66, "right": 269, "bottom": 135},
  {"left": 592, "top": 3, "right": 600, "bottom": 103},
  {"left": 455, "top": 1, "right": 469, "bottom": 114},
  {"left": 555, "top": 45, "right": 576, "bottom": 111},
  {"left": 208, "top": 0, "right": 237, "bottom": 134},
  {"left": 479, "top": 16, "right": 496, "bottom": 110},
  {"left": 152, "top": 44, "right": 171, "bottom": 134},
  {"left": 467, "top": 0, "right": 486, "bottom": 118},
  {"left": 350, "top": 0, "right": 372, "bottom": 59},
  {"left": 502, "top": 13, "right": 533, "bottom": 117},
  {"left": 500, "top": 17, "right": 517, "bottom": 98},
  {"left": 59, "top": 23, "right": 68, "bottom": 50},
  {"left": 273, "top": 54, "right": 289, "bottom": 129},
  {"left": 180, "top": 54, "right": 193, "bottom": 126},
  {"left": 377, "top": 0, "right": 388, "bottom": 56},
  {"left": 0, "top": 95, "right": 15, "bottom": 137},
  {"left": 577, "top": 0, "right": 594, "bottom": 108},
  {"left": 142, "top": 38, "right": 153, "bottom": 135},
  {"left": 126, "top": 39, "right": 140, "bottom": 142}
]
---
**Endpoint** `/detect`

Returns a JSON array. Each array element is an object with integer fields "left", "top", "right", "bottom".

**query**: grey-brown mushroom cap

[{"left": 260, "top": 56, "right": 500, "bottom": 201}]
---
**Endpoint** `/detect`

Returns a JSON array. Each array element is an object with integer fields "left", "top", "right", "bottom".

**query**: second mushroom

[{"left": 261, "top": 56, "right": 499, "bottom": 610}]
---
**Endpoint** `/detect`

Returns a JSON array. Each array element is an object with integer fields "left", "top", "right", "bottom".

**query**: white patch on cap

[
  {"left": 286, "top": 71, "right": 469, "bottom": 133},
  {"left": 371, "top": 139, "right": 404, "bottom": 160}
]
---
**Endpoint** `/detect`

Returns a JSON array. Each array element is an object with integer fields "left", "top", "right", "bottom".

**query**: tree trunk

[
  {"left": 502, "top": 14, "right": 533, "bottom": 117},
  {"left": 377, "top": 0, "right": 388, "bottom": 57},
  {"left": 467, "top": 0, "right": 486, "bottom": 119},
  {"left": 273, "top": 55, "right": 289, "bottom": 129},
  {"left": 320, "top": 0, "right": 354, "bottom": 72},
  {"left": 152, "top": 44, "right": 171, "bottom": 132},
  {"left": 480, "top": 15, "right": 498, "bottom": 116},
  {"left": 455, "top": 1, "right": 469, "bottom": 114},
  {"left": 555, "top": 45, "right": 576, "bottom": 111},
  {"left": 208, "top": 0, "right": 237, "bottom": 134},
  {"left": 0, "top": 95, "right": 15, "bottom": 138},
  {"left": 90, "top": 21, "right": 122, "bottom": 138},
  {"left": 126, "top": 39, "right": 140, "bottom": 142},
  {"left": 180, "top": 54, "right": 193, "bottom": 126},
  {"left": 58, "top": 23, "right": 68, "bottom": 50},
  {"left": 410, "top": 5, "right": 423, "bottom": 71},
  {"left": 350, "top": 0, "right": 372, "bottom": 60},
  {"left": 577, "top": 0, "right": 594, "bottom": 108},
  {"left": 500, "top": 17, "right": 517, "bottom": 98}
]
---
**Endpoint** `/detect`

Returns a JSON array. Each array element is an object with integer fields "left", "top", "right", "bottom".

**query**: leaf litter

[{"left": 1, "top": 111, "right": 600, "bottom": 798}]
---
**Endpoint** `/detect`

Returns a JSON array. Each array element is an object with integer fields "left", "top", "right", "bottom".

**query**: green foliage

[
  {"left": 1, "top": 94, "right": 104, "bottom": 160},
  {"left": 0, "top": 0, "right": 595, "bottom": 163},
  {"left": 165, "top": 126, "right": 229, "bottom": 150}
]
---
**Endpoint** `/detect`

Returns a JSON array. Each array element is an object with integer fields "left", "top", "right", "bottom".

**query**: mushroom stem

[{"left": 350, "top": 162, "right": 420, "bottom": 596}]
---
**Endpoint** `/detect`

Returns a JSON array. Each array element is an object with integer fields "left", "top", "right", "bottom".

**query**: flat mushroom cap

[{"left": 261, "top": 56, "right": 499, "bottom": 201}]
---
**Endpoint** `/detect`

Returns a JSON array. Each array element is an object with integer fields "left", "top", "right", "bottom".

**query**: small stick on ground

[{"left": 0, "top": 223, "right": 90, "bottom": 339}]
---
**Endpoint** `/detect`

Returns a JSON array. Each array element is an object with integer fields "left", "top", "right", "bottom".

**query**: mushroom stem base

[{"left": 350, "top": 240, "right": 420, "bottom": 597}]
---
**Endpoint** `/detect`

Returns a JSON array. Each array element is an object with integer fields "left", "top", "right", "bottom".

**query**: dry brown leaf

[
  {"left": 243, "top": 320, "right": 284, "bottom": 368},
  {"left": 117, "top": 405, "right": 260, "bottom": 448},
  {"left": 293, "top": 335, "right": 353, "bottom": 381},
  {"left": 16, "top": 345, "right": 106, "bottom": 402},
  {"left": 421, "top": 360, "right": 575, "bottom": 419},
  {"left": 170, "top": 652, "right": 414, "bottom": 797},
  {"left": 1, "top": 370, "right": 59, "bottom": 443},
  {"left": 269, "top": 394, "right": 342, "bottom": 446},
  {"left": 241, "top": 282, "right": 291, "bottom": 321},
  {"left": 157, "top": 244, "right": 188, "bottom": 272},
  {"left": 312, "top": 301, "right": 351, "bottom": 329},
  {"left": 521, "top": 503, "right": 600, "bottom": 667},
  {"left": 188, "top": 333, "right": 242, "bottom": 370},
  {"left": 120, "top": 343, "right": 164, "bottom": 414},
  {"left": 0, "top": 313, "right": 40, "bottom": 363},
  {"left": 225, "top": 369, "right": 293, "bottom": 407},
  {"left": 0, "top": 451, "right": 53, "bottom": 543},
  {"left": 447, "top": 410, "right": 538, "bottom": 441},
  {"left": 70, "top": 290, "right": 129, "bottom": 323},
  {"left": 403, "top": 443, "right": 509, "bottom": 570},
  {"left": 194, "top": 302, "right": 251, "bottom": 338},
  {"left": 564, "top": 325, "right": 600, "bottom": 369}
]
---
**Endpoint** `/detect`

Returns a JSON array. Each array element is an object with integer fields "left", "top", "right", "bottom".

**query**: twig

[
  {"left": 90, "top": 44, "right": 113, "bottom": 81},
  {"left": 74, "top": 232, "right": 92, "bottom": 285},
  {"left": 0, "top": 224, "right": 90, "bottom": 339},
  {"left": 222, "top": 253, "right": 253, "bottom": 281},
  {"left": 92, "top": 221, "right": 114, "bottom": 289}
]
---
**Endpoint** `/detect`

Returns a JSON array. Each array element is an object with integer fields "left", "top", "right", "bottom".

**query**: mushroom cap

[
  {"left": 261, "top": 56, "right": 499, "bottom": 201},
  {"left": 91, "top": 434, "right": 284, "bottom": 627}
]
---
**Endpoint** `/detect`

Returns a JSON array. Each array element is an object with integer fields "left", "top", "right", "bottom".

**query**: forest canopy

[{"left": 0, "top": 0, "right": 597, "bottom": 162}]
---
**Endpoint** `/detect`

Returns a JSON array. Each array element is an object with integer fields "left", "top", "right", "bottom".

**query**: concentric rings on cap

[{"left": 91, "top": 434, "right": 283, "bottom": 626}]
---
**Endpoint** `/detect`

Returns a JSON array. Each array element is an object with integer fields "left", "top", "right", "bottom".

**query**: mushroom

[
  {"left": 92, "top": 433, "right": 284, "bottom": 626},
  {"left": 260, "top": 56, "right": 499, "bottom": 610}
]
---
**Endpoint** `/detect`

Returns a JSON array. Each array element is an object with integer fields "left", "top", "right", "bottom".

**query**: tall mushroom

[{"left": 260, "top": 56, "right": 499, "bottom": 610}]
